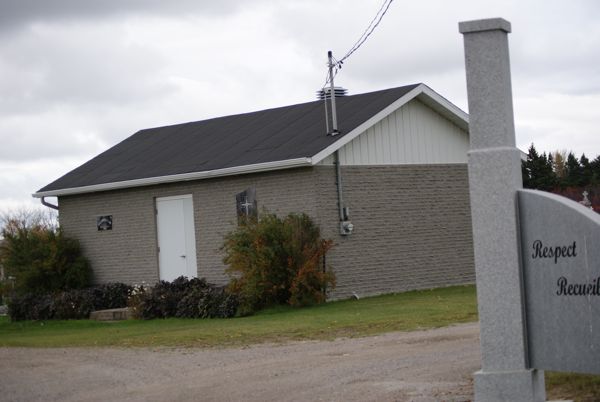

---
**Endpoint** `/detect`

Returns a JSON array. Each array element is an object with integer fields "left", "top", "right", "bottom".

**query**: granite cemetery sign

[
  {"left": 460, "top": 17, "right": 599, "bottom": 402},
  {"left": 519, "top": 189, "right": 600, "bottom": 375}
]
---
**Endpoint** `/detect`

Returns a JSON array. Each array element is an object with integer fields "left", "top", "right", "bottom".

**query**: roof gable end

[{"left": 311, "top": 84, "right": 468, "bottom": 164}]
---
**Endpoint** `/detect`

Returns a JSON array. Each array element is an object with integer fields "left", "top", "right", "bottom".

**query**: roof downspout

[
  {"left": 334, "top": 151, "right": 353, "bottom": 236},
  {"left": 333, "top": 151, "right": 348, "bottom": 233},
  {"left": 41, "top": 196, "right": 59, "bottom": 211}
]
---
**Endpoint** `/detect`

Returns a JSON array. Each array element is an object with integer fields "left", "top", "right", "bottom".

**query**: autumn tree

[
  {"left": 0, "top": 208, "right": 91, "bottom": 295},
  {"left": 552, "top": 150, "right": 567, "bottom": 179}
]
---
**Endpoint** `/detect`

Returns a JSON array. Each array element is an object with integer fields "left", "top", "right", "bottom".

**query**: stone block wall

[
  {"left": 59, "top": 167, "right": 319, "bottom": 285},
  {"left": 59, "top": 164, "right": 474, "bottom": 298},
  {"left": 314, "top": 164, "right": 475, "bottom": 299}
]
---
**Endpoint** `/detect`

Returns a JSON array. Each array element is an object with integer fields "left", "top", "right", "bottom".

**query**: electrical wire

[
  {"left": 321, "top": 1, "right": 394, "bottom": 136},
  {"left": 339, "top": 0, "right": 394, "bottom": 64},
  {"left": 320, "top": 0, "right": 394, "bottom": 133},
  {"left": 320, "top": 0, "right": 394, "bottom": 91}
]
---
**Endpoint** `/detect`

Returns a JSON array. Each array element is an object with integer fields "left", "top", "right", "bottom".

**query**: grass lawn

[{"left": 0, "top": 285, "right": 477, "bottom": 348}]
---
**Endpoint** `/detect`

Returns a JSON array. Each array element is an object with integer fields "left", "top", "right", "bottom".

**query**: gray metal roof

[{"left": 37, "top": 84, "right": 436, "bottom": 195}]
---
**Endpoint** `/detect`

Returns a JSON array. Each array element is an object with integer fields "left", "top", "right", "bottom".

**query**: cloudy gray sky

[{"left": 1, "top": 0, "right": 599, "bottom": 211}]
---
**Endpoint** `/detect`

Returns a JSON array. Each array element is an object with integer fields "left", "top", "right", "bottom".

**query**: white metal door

[{"left": 156, "top": 195, "right": 198, "bottom": 281}]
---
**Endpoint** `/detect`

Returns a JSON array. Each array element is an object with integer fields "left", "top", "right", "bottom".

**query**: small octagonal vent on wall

[{"left": 97, "top": 215, "right": 113, "bottom": 231}]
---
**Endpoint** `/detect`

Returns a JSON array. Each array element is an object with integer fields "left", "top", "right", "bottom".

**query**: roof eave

[
  {"left": 32, "top": 157, "right": 313, "bottom": 198},
  {"left": 33, "top": 84, "right": 469, "bottom": 199}
]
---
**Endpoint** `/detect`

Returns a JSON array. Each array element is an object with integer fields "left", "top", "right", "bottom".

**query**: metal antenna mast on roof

[
  {"left": 320, "top": 0, "right": 394, "bottom": 135},
  {"left": 324, "top": 50, "right": 353, "bottom": 236},
  {"left": 327, "top": 50, "right": 340, "bottom": 136},
  {"left": 316, "top": 0, "right": 394, "bottom": 237}
]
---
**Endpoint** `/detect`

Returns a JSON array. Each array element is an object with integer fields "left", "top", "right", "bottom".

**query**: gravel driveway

[{"left": 0, "top": 322, "right": 480, "bottom": 402}]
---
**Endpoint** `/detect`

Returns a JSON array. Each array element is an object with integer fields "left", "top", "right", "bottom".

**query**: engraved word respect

[{"left": 531, "top": 240, "right": 577, "bottom": 264}]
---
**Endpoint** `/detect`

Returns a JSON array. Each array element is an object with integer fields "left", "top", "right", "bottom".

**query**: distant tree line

[
  {"left": 521, "top": 144, "right": 600, "bottom": 190},
  {"left": 521, "top": 144, "right": 600, "bottom": 210}
]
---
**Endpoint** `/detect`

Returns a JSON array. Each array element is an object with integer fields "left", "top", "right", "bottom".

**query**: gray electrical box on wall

[{"left": 339, "top": 207, "right": 353, "bottom": 235}]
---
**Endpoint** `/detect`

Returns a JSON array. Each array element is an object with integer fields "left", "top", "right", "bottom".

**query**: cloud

[
  {"left": 1, "top": 0, "right": 600, "bottom": 212},
  {"left": 0, "top": 0, "right": 244, "bottom": 33},
  {"left": 515, "top": 93, "right": 600, "bottom": 156},
  {"left": 0, "top": 157, "right": 84, "bottom": 209},
  {"left": 509, "top": 2, "right": 600, "bottom": 97},
  {"left": 0, "top": 109, "right": 108, "bottom": 162},
  {"left": 0, "top": 22, "right": 177, "bottom": 112},
  {"left": 0, "top": 20, "right": 182, "bottom": 164}
]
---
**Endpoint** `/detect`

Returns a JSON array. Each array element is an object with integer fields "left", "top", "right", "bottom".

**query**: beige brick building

[{"left": 35, "top": 84, "right": 475, "bottom": 299}]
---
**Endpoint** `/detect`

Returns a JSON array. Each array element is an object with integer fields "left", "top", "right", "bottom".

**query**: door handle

[{"left": 180, "top": 255, "right": 186, "bottom": 258}]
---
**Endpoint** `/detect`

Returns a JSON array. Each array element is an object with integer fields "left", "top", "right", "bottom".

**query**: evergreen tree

[
  {"left": 538, "top": 152, "right": 557, "bottom": 190},
  {"left": 521, "top": 146, "right": 600, "bottom": 213},
  {"left": 591, "top": 155, "right": 600, "bottom": 186},
  {"left": 522, "top": 144, "right": 557, "bottom": 191},
  {"left": 521, "top": 144, "right": 538, "bottom": 189},
  {"left": 580, "top": 154, "right": 593, "bottom": 187},
  {"left": 564, "top": 152, "right": 582, "bottom": 187}
]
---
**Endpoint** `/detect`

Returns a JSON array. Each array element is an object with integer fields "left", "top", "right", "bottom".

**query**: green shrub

[
  {"left": 142, "top": 278, "right": 192, "bottom": 318},
  {"left": 52, "top": 289, "right": 95, "bottom": 320},
  {"left": 173, "top": 277, "right": 211, "bottom": 318},
  {"left": 92, "top": 283, "right": 133, "bottom": 310},
  {"left": 8, "top": 293, "right": 54, "bottom": 321},
  {"left": 198, "top": 286, "right": 239, "bottom": 318},
  {"left": 129, "top": 283, "right": 168, "bottom": 319},
  {"left": 127, "top": 283, "right": 148, "bottom": 319},
  {"left": 0, "top": 213, "right": 91, "bottom": 295},
  {"left": 223, "top": 212, "right": 335, "bottom": 315},
  {"left": 175, "top": 287, "right": 205, "bottom": 318},
  {"left": 0, "top": 278, "right": 14, "bottom": 305},
  {"left": 128, "top": 276, "right": 238, "bottom": 319}
]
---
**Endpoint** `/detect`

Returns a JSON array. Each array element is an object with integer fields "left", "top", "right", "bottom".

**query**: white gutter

[{"left": 33, "top": 157, "right": 312, "bottom": 198}]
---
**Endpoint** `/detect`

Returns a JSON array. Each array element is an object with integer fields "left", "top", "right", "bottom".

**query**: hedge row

[
  {"left": 128, "top": 277, "right": 238, "bottom": 319},
  {"left": 8, "top": 282, "right": 131, "bottom": 321},
  {"left": 7, "top": 277, "right": 239, "bottom": 321}
]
